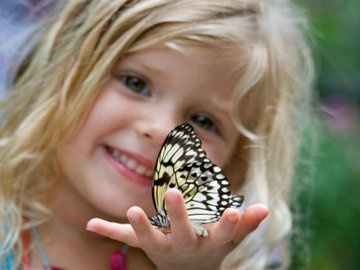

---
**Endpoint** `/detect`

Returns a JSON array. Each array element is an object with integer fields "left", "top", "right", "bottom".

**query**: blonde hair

[{"left": 0, "top": 0, "right": 314, "bottom": 269}]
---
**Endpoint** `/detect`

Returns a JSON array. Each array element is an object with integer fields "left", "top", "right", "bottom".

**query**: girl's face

[{"left": 56, "top": 46, "right": 241, "bottom": 221}]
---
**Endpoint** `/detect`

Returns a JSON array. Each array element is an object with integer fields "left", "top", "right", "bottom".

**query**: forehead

[
  {"left": 122, "top": 43, "right": 243, "bottom": 95},
  {"left": 116, "top": 44, "right": 244, "bottom": 116},
  {"left": 177, "top": 44, "right": 243, "bottom": 102}
]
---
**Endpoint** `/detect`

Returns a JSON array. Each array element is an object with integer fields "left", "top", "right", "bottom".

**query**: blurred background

[
  {"left": 0, "top": 0, "right": 359, "bottom": 269},
  {"left": 291, "top": 0, "right": 360, "bottom": 269}
]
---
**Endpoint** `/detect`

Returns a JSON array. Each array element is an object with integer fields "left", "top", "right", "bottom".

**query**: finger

[
  {"left": 233, "top": 204, "right": 269, "bottom": 244},
  {"left": 164, "top": 189, "right": 197, "bottom": 247},
  {"left": 86, "top": 218, "right": 139, "bottom": 247},
  {"left": 127, "top": 206, "right": 166, "bottom": 249},
  {"left": 210, "top": 208, "right": 241, "bottom": 246}
]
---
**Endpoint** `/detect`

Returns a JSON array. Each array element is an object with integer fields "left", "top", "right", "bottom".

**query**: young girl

[{"left": 0, "top": 0, "right": 314, "bottom": 269}]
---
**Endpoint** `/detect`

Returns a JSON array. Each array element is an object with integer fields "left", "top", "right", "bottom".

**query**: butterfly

[{"left": 149, "top": 123, "right": 244, "bottom": 236}]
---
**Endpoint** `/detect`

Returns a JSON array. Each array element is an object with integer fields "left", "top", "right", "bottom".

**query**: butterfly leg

[{"left": 191, "top": 222, "right": 209, "bottom": 237}]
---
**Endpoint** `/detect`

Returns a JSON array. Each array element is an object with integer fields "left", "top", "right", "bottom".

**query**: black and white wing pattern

[{"left": 149, "top": 123, "right": 244, "bottom": 236}]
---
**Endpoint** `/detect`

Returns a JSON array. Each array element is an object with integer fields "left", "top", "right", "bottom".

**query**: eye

[
  {"left": 190, "top": 115, "right": 217, "bottom": 132},
  {"left": 119, "top": 74, "right": 150, "bottom": 96}
]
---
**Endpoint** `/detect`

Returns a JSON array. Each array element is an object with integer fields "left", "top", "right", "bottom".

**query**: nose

[{"left": 134, "top": 114, "right": 180, "bottom": 149}]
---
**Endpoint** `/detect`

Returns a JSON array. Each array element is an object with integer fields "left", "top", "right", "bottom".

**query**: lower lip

[{"left": 101, "top": 146, "right": 153, "bottom": 187}]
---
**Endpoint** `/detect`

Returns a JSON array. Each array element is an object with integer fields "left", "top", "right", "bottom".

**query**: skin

[
  {"left": 39, "top": 46, "right": 268, "bottom": 270},
  {"left": 88, "top": 192, "right": 268, "bottom": 270}
]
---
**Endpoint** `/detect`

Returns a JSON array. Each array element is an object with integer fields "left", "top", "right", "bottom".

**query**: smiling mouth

[{"left": 105, "top": 146, "right": 154, "bottom": 178}]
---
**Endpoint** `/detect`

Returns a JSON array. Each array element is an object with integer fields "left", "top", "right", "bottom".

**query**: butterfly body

[{"left": 149, "top": 123, "right": 244, "bottom": 236}]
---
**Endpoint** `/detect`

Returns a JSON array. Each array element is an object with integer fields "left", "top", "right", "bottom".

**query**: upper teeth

[{"left": 108, "top": 147, "right": 153, "bottom": 178}]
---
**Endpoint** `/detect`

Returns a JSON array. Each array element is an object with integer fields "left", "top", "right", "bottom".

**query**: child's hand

[{"left": 87, "top": 189, "right": 268, "bottom": 270}]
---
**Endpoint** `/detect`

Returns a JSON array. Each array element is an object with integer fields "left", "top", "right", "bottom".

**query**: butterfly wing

[
  {"left": 150, "top": 123, "right": 244, "bottom": 231},
  {"left": 152, "top": 124, "right": 206, "bottom": 215},
  {"left": 177, "top": 160, "right": 244, "bottom": 224}
]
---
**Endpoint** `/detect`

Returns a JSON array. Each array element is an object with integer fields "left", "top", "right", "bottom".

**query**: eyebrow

[
  {"left": 208, "top": 94, "right": 234, "bottom": 126},
  {"left": 212, "top": 100, "right": 232, "bottom": 118},
  {"left": 116, "top": 55, "right": 167, "bottom": 77}
]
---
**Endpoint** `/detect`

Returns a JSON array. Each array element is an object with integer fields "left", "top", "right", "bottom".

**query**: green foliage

[
  {"left": 292, "top": 1, "right": 360, "bottom": 269},
  {"left": 306, "top": 126, "right": 360, "bottom": 270},
  {"left": 304, "top": 0, "right": 360, "bottom": 101}
]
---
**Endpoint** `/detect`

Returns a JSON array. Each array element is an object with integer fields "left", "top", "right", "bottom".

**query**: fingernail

[
  {"left": 127, "top": 209, "right": 141, "bottom": 223},
  {"left": 256, "top": 205, "right": 269, "bottom": 219},
  {"left": 127, "top": 214, "right": 139, "bottom": 224},
  {"left": 225, "top": 208, "right": 240, "bottom": 223},
  {"left": 166, "top": 188, "right": 181, "bottom": 204},
  {"left": 228, "top": 213, "right": 239, "bottom": 223},
  {"left": 86, "top": 218, "right": 98, "bottom": 231}
]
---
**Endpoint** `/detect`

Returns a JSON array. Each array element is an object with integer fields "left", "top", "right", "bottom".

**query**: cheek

[
  {"left": 204, "top": 144, "right": 232, "bottom": 168},
  {"left": 200, "top": 131, "right": 238, "bottom": 167},
  {"left": 204, "top": 136, "right": 238, "bottom": 167},
  {"left": 80, "top": 88, "right": 128, "bottom": 137}
]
